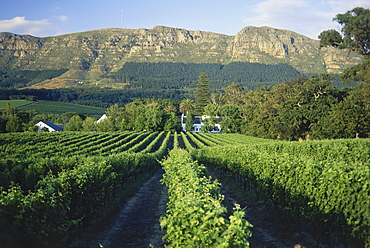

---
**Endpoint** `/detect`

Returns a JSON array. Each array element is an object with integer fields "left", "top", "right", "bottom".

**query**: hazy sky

[{"left": 0, "top": 0, "right": 369, "bottom": 39}]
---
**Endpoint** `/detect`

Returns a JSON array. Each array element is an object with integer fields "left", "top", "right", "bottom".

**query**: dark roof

[
  {"left": 41, "top": 121, "right": 63, "bottom": 131},
  {"left": 194, "top": 116, "right": 201, "bottom": 124}
]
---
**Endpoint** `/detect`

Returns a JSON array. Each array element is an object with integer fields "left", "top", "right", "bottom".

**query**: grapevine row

[
  {"left": 0, "top": 131, "right": 172, "bottom": 246},
  {"left": 192, "top": 140, "right": 370, "bottom": 246},
  {"left": 160, "top": 149, "right": 252, "bottom": 247}
]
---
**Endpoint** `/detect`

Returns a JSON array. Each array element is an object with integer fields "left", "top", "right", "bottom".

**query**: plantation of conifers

[{"left": 0, "top": 131, "right": 369, "bottom": 247}]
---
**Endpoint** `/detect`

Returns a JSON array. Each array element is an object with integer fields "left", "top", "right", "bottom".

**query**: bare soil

[
  {"left": 67, "top": 169, "right": 167, "bottom": 248},
  {"left": 64, "top": 165, "right": 334, "bottom": 248}
]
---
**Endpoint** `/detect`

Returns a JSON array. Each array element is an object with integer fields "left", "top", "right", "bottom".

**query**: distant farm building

[
  {"left": 35, "top": 121, "right": 63, "bottom": 132},
  {"left": 96, "top": 114, "right": 108, "bottom": 123},
  {"left": 181, "top": 114, "right": 221, "bottom": 133}
]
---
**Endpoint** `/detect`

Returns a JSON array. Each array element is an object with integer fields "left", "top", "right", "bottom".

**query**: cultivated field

[
  {"left": 0, "top": 131, "right": 368, "bottom": 247},
  {"left": 0, "top": 100, "right": 106, "bottom": 116}
]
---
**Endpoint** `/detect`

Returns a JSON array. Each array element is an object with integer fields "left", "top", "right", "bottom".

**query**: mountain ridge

[{"left": 0, "top": 25, "right": 363, "bottom": 89}]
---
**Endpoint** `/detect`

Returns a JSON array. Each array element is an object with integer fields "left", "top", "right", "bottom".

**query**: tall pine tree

[{"left": 195, "top": 72, "right": 211, "bottom": 115}]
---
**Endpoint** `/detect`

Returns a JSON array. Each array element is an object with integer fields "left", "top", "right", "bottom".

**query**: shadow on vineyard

[
  {"left": 206, "top": 165, "right": 363, "bottom": 248},
  {"left": 64, "top": 169, "right": 167, "bottom": 248}
]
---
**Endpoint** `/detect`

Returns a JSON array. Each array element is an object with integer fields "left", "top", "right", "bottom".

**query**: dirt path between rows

[
  {"left": 69, "top": 169, "right": 167, "bottom": 248},
  {"left": 67, "top": 166, "right": 308, "bottom": 248}
]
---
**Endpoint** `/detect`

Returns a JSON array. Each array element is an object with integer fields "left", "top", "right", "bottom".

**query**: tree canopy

[
  {"left": 333, "top": 7, "right": 370, "bottom": 55},
  {"left": 194, "top": 73, "right": 211, "bottom": 115}
]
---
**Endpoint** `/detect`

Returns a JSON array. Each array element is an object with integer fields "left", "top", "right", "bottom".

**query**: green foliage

[
  {"left": 340, "top": 56, "right": 370, "bottom": 84},
  {"left": 185, "top": 113, "right": 194, "bottom": 132},
  {"left": 96, "top": 117, "right": 116, "bottom": 132},
  {"left": 0, "top": 100, "right": 33, "bottom": 110},
  {"left": 160, "top": 149, "right": 252, "bottom": 247},
  {"left": 164, "top": 112, "right": 178, "bottom": 132},
  {"left": 318, "top": 29, "right": 343, "bottom": 47},
  {"left": 333, "top": 7, "right": 370, "bottom": 56},
  {"left": 19, "top": 100, "right": 105, "bottom": 116},
  {"left": 200, "top": 118, "right": 215, "bottom": 132},
  {"left": 318, "top": 85, "right": 370, "bottom": 138},
  {"left": 192, "top": 139, "right": 370, "bottom": 247},
  {"left": 5, "top": 114, "right": 22, "bottom": 132},
  {"left": 195, "top": 73, "right": 211, "bottom": 115},
  {"left": 0, "top": 103, "right": 37, "bottom": 133},
  {"left": 0, "top": 131, "right": 171, "bottom": 246},
  {"left": 82, "top": 116, "right": 96, "bottom": 131},
  {"left": 64, "top": 115, "right": 83, "bottom": 131},
  {"left": 111, "top": 62, "right": 302, "bottom": 91},
  {"left": 236, "top": 74, "right": 359, "bottom": 140},
  {"left": 179, "top": 98, "right": 195, "bottom": 115}
]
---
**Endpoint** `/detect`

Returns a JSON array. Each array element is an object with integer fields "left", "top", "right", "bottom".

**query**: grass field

[
  {"left": 1, "top": 100, "right": 105, "bottom": 117},
  {"left": 0, "top": 100, "right": 33, "bottom": 109}
]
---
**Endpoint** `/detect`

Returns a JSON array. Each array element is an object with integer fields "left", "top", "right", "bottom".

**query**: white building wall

[
  {"left": 181, "top": 114, "right": 221, "bottom": 133},
  {"left": 35, "top": 121, "right": 55, "bottom": 132}
]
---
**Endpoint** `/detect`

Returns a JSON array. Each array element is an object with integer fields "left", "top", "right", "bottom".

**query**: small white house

[
  {"left": 35, "top": 121, "right": 63, "bottom": 132},
  {"left": 96, "top": 114, "right": 108, "bottom": 123},
  {"left": 181, "top": 114, "right": 221, "bottom": 133}
]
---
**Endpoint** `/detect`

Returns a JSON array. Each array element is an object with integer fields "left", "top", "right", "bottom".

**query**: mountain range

[{"left": 0, "top": 25, "right": 363, "bottom": 89}]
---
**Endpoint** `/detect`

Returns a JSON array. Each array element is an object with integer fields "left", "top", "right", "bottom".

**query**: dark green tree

[
  {"left": 219, "top": 104, "right": 241, "bottom": 133},
  {"left": 64, "top": 115, "right": 83, "bottom": 131},
  {"left": 318, "top": 29, "right": 343, "bottom": 47},
  {"left": 239, "top": 86, "right": 275, "bottom": 138},
  {"left": 0, "top": 116, "right": 7, "bottom": 133},
  {"left": 164, "top": 112, "right": 178, "bottom": 132},
  {"left": 134, "top": 116, "right": 146, "bottom": 131},
  {"left": 203, "top": 104, "right": 218, "bottom": 117},
  {"left": 321, "top": 85, "right": 370, "bottom": 138},
  {"left": 271, "top": 74, "right": 336, "bottom": 140},
  {"left": 106, "top": 104, "right": 123, "bottom": 130},
  {"left": 2, "top": 103, "right": 15, "bottom": 117},
  {"left": 194, "top": 73, "right": 211, "bottom": 115},
  {"left": 6, "top": 114, "right": 22, "bottom": 132},
  {"left": 329, "top": 7, "right": 370, "bottom": 122},
  {"left": 334, "top": 7, "right": 370, "bottom": 55},
  {"left": 200, "top": 117, "right": 215, "bottom": 132},
  {"left": 185, "top": 113, "right": 194, "bottom": 132},
  {"left": 97, "top": 117, "right": 116, "bottom": 132},
  {"left": 180, "top": 99, "right": 195, "bottom": 116},
  {"left": 144, "top": 103, "right": 165, "bottom": 131},
  {"left": 82, "top": 116, "right": 96, "bottom": 131},
  {"left": 224, "top": 82, "right": 244, "bottom": 105}
]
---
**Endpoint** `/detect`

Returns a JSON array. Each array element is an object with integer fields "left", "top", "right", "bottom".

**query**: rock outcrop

[{"left": 0, "top": 26, "right": 363, "bottom": 87}]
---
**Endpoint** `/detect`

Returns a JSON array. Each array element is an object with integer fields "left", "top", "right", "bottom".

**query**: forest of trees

[{"left": 110, "top": 61, "right": 302, "bottom": 90}]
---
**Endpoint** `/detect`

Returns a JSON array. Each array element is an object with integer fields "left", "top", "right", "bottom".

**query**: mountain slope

[{"left": 0, "top": 26, "right": 363, "bottom": 89}]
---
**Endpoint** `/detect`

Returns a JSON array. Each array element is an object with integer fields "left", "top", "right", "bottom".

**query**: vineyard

[{"left": 0, "top": 131, "right": 369, "bottom": 247}]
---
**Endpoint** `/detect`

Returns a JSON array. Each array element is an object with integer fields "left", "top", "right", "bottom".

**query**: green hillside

[{"left": 0, "top": 100, "right": 32, "bottom": 109}]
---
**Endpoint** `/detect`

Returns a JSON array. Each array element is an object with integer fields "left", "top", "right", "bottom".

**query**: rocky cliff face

[{"left": 0, "top": 26, "right": 363, "bottom": 88}]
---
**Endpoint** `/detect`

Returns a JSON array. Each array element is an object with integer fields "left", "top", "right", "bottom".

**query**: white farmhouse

[
  {"left": 181, "top": 114, "right": 221, "bottom": 133},
  {"left": 35, "top": 121, "right": 63, "bottom": 132},
  {"left": 96, "top": 114, "right": 108, "bottom": 123}
]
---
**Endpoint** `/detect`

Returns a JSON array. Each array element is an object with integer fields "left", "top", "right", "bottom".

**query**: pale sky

[{"left": 0, "top": 0, "right": 369, "bottom": 39}]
